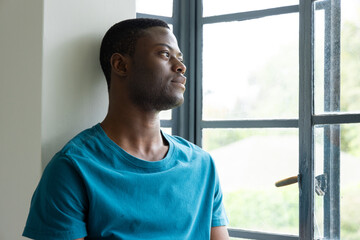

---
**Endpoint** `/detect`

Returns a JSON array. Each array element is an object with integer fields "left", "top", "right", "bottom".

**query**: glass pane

[
  {"left": 159, "top": 109, "right": 171, "bottom": 120},
  {"left": 203, "top": 0, "right": 298, "bottom": 17},
  {"left": 161, "top": 127, "right": 172, "bottom": 135},
  {"left": 203, "top": 14, "right": 299, "bottom": 120},
  {"left": 203, "top": 128, "right": 299, "bottom": 234},
  {"left": 315, "top": 0, "right": 360, "bottom": 114},
  {"left": 315, "top": 124, "right": 360, "bottom": 240},
  {"left": 136, "top": 0, "right": 173, "bottom": 17},
  {"left": 314, "top": 126, "right": 326, "bottom": 239},
  {"left": 314, "top": 6, "right": 325, "bottom": 114},
  {"left": 341, "top": 1, "right": 360, "bottom": 113}
]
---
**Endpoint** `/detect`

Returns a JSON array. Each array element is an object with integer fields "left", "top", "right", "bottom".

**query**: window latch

[
  {"left": 315, "top": 173, "right": 328, "bottom": 196},
  {"left": 275, "top": 174, "right": 327, "bottom": 196}
]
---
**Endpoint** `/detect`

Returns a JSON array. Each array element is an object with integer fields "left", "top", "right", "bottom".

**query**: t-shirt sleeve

[
  {"left": 211, "top": 161, "right": 229, "bottom": 227},
  {"left": 23, "top": 153, "right": 88, "bottom": 240}
]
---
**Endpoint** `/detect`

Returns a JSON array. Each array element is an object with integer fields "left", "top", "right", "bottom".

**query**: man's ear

[{"left": 110, "top": 53, "right": 129, "bottom": 77}]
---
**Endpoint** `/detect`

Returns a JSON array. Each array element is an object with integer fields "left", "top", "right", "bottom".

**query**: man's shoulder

[
  {"left": 58, "top": 124, "right": 102, "bottom": 157},
  {"left": 164, "top": 133, "right": 211, "bottom": 158},
  {"left": 165, "top": 133, "right": 198, "bottom": 149}
]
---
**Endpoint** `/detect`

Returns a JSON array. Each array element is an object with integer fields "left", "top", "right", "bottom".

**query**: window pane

[
  {"left": 161, "top": 127, "right": 172, "bottom": 135},
  {"left": 203, "top": 128, "right": 299, "bottom": 234},
  {"left": 203, "top": 14, "right": 299, "bottom": 120},
  {"left": 203, "top": 0, "right": 298, "bottom": 17},
  {"left": 314, "top": 0, "right": 360, "bottom": 114},
  {"left": 314, "top": 6, "right": 325, "bottom": 114},
  {"left": 159, "top": 109, "right": 171, "bottom": 120},
  {"left": 136, "top": 0, "right": 173, "bottom": 17},
  {"left": 314, "top": 124, "right": 360, "bottom": 239},
  {"left": 340, "top": 1, "right": 360, "bottom": 113}
]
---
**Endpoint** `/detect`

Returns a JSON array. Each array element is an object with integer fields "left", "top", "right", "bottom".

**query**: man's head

[
  {"left": 100, "top": 18, "right": 187, "bottom": 112},
  {"left": 100, "top": 18, "right": 170, "bottom": 89}
]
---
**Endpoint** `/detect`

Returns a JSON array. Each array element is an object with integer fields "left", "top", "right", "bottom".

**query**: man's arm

[
  {"left": 74, "top": 238, "right": 84, "bottom": 240},
  {"left": 211, "top": 226, "right": 230, "bottom": 240}
]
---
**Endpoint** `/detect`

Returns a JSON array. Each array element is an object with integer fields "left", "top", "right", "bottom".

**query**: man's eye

[{"left": 160, "top": 51, "right": 170, "bottom": 58}]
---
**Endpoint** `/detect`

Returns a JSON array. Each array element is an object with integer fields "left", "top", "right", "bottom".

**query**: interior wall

[
  {"left": 0, "top": 0, "right": 134, "bottom": 239},
  {"left": 42, "top": 0, "right": 135, "bottom": 168},
  {"left": 0, "top": 0, "right": 43, "bottom": 239}
]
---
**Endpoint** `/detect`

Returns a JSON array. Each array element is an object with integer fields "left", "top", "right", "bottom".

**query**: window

[
  {"left": 312, "top": 0, "right": 360, "bottom": 239},
  {"left": 137, "top": 0, "right": 360, "bottom": 239}
]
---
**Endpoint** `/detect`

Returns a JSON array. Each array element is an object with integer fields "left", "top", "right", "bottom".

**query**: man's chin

[{"left": 158, "top": 98, "right": 184, "bottom": 111}]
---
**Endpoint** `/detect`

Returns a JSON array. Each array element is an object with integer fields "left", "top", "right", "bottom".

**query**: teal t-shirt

[{"left": 23, "top": 124, "right": 228, "bottom": 240}]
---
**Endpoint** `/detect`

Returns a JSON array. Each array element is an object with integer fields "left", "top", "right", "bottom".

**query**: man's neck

[{"left": 100, "top": 107, "right": 169, "bottom": 162}]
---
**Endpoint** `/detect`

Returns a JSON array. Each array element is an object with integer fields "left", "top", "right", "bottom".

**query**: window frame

[{"left": 137, "top": 0, "right": 360, "bottom": 239}]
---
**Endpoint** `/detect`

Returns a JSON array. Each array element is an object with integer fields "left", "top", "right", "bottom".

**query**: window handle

[{"left": 275, "top": 175, "right": 299, "bottom": 187}]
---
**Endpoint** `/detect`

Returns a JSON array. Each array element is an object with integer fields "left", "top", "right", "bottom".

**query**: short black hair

[{"left": 99, "top": 18, "right": 170, "bottom": 89}]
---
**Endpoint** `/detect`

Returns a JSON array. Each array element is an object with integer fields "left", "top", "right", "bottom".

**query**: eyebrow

[{"left": 155, "top": 43, "right": 183, "bottom": 58}]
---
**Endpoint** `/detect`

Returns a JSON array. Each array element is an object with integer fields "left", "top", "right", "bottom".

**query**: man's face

[{"left": 126, "top": 26, "right": 187, "bottom": 112}]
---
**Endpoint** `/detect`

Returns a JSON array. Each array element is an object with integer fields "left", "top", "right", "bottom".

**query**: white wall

[
  {"left": 0, "top": 0, "right": 135, "bottom": 239},
  {"left": 42, "top": 0, "right": 135, "bottom": 168},
  {"left": 0, "top": 1, "right": 43, "bottom": 239}
]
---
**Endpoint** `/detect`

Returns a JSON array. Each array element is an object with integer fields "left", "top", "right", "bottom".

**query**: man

[{"left": 23, "top": 18, "right": 229, "bottom": 240}]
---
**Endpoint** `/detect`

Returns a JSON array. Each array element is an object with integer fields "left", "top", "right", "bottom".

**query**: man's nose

[{"left": 173, "top": 60, "right": 186, "bottom": 75}]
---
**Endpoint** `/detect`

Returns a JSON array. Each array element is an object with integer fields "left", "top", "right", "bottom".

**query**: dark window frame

[{"left": 137, "top": 0, "right": 360, "bottom": 239}]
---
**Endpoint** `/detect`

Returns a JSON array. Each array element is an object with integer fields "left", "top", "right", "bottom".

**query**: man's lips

[{"left": 171, "top": 76, "right": 186, "bottom": 86}]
